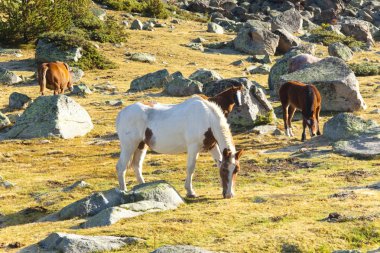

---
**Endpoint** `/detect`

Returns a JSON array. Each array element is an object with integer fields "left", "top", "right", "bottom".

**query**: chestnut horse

[
  {"left": 200, "top": 86, "right": 243, "bottom": 117},
  {"left": 279, "top": 81, "right": 322, "bottom": 141},
  {"left": 38, "top": 62, "right": 73, "bottom": 95}
]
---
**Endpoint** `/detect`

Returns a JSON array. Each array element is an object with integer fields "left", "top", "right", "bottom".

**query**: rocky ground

[{"left": 0, "top": 4, "right": 380, "bottom": 253}]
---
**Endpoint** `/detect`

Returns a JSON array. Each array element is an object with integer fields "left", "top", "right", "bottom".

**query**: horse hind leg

[
  {"left": 282, "top": 104, "right": 290, "bottom": 136},
  {"left": 288, "top": 106, "right": 296, "bottom": 137},
  {"left": 116, "top": 142, "right": 139, "bottom": 191},
  {"left": 131, "top": 144, "right": 147, "bottom": 184}
]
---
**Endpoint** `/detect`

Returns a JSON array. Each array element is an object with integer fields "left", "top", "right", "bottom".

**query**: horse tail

[
  {"left": 305, "top": 85, "right": 315, "bottom": 118},
  {"left": 39, "top": 64, "right": 49, "bottom": 95}
]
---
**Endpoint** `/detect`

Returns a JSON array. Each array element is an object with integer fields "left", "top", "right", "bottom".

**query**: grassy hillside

[{"left": 0, "top": 11, "right": 379, "bottom": 253}]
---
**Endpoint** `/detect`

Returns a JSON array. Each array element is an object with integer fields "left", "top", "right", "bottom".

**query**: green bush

[
  {"left": 349, "top": 63, "right": 380, "bottom": 76},
  {"left": 39, "top": 32, "right": 116, "bottom": 70},
  {"left": 0, "top": 0, "right": 93, "bottom": 45},
  {"left": 143, "top": 0, "right": 169, "bottom": 19},
  {"left": 93, "top": 0, "right": 144, "bottom": 12},
  {"left": 254, "top": 110, "right": 276, "bottom": 126},
  {"left": 310, "top": 26, "right": 365, "bottom": 49}
]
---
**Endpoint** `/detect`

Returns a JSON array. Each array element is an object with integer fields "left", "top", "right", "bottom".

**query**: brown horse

[
  {"left": 200, "top": 86, "right": 243, "bottom": 117},
  {"left": 279, "top": 81, "right": 322, "bottom": 141},
  {"left": 38, "top": 62, "right": 73, "bottom": 95}
]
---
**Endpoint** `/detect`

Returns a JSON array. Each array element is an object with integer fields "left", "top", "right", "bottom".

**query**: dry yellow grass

[{"left": 0, "top": 12, "right": 379, "bottom": 253}]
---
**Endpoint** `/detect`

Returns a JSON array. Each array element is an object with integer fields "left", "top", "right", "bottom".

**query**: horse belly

[{"left": 149, "top": 131, "right": 188, "bottom": 154}]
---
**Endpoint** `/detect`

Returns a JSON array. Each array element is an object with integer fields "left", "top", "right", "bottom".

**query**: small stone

[
  {"left": 9, "top": 92, "right": 32, "bottom": 110},
  {"left": 186, "top": 43, "right": 204, "bottom": 52},
  {"left": 63, "top": 180, "right": 91, "bottom": 192},
  {"left": 129, "top": 52, "right": 156, "bottom": 63},
  {"left": 131, "top": 19, "right": 143, "bottom": 30},
  {"left": 106, "top": 100, "right": 124, "bottom": 106},
  {"left": 71, "top": 83, "right": 92, "bottom": 96},
  {"left": 207, "top": 22, "right": 224, "bottom": 34},
  {"left": 246, "top": 64, "right": 271, "bottom": 74}
]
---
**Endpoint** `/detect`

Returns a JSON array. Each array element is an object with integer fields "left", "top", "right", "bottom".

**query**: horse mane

[
  {"left": 193, "top": 96, "right": 236, "bottom": 153},
  {"left": 305, "top": 85, "right": 315, "bottom": 118}
]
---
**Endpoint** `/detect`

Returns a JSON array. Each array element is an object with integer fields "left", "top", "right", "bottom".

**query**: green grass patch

[
  {"left": 349, "top": 63, "right": 380, "bottom": 76},
  {"left": 345, "top": 224, "right": 380, "bottom": 248},
  {"left": 310, "top": 25, "right": 365, "bottom": 49}
]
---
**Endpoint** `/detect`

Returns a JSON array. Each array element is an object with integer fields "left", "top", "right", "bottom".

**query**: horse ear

[
  {"left": 223, "top": 148, "right": 232, "bottom": 159},
  {"left": 235, "top": 149, "right": 244, "bottom": 160}
]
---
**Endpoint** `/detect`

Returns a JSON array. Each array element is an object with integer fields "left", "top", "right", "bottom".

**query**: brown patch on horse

[
  {"left": 203, "top": 128, "right": 216, "bottom": 150},
  {"left": 138, "top": 141, "right": 146, "bottom": 150},
  {"left": 144, "top": 128, "right": 154, "bottom": 147}
]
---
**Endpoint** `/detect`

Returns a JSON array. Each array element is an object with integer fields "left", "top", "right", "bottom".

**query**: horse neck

[
  {"left": 208, "top": 108, "right": 235, "bottom": 153},
  {"left": 213, "top": 89, "right": 235, "bottom": 110}
]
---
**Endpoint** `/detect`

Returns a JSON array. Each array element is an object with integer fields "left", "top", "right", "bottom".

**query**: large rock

[
  {"left": 244, "top": 19, "right": 271, "bottom": 30},
  {"left": 129, "top": 53, "right": 156, "bottom": 63},
  {"left": 203, "top": 78, "right": 274, "bottom": 129},
  {"left": 233, "top": 28, "right": 279, "bottom": 56},
  {"left": 328, "top": 42, "right": 353, "bottom": 61},
  {"left": 323, "top": 113, "right": 378, "bottom": 141},
  {"left": 2, "top": 95, "right": 93, "bottom": 139},
  {"left": 35, "top": 39, "right": 82, "bottom": 64},
  {"left": 273, "top": 29, "right": 302, "bottom": 54},
  {"left": 21, "top": 232, "right": 142, "bottom": 253},
  {"left": 341, "top": 19, "right": 375, "bottom": 45},
  {"left": 80, "top": 207, "right": 141, "bottom": 228},
  {"left": 271, "top": 9, "right": 303, "bottom": 33},
  {"left": 333, "top": 135, "right": 380, "bottom": 159},
  {"left": 268, "top": 44, "right": 316, "bottom": 90},
  {"left": 188, "top": 69, "right": 223, "bottom": 84},
  {"left": 0, "top": 68, "right": 22, "bottom": 85},
  {"left": 58, "top": 188, "right": 123, "bottom": 220},
  {"left": 131, "top": 19, "right": 143, "bottom": 30},
  {"left": 0, "top": 112, "right": 11, "bottom": 130},
  {"left": 287, "top": 54, "right": 321, "bottom": 73},
  {"left": 164, "top": 72, "right": 203, "bottom": 96},
  {"left": 129, "top": 69, "right": 170, "bottom": 92},
  {"left": 151, "top": 245, "right": 216, "bottom": 253},
  {"left": 277, "top": 57, "right": 366, "bottom": 112},
  {"left": 207, "top": 22, "right": 224, "bottom": 34},
  {"left": 9, "top": 92, "right": 32, "bottom": 110}
]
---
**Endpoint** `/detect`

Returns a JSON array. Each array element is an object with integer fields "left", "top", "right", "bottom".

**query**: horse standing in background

[
  {"left": 38, "top": 61, "right": 73, "bottom": 95},
  {"left": 279, "top": 81, "right": 322, "bottom": 141},
  {"left": 116, "top": 96, "right": 244, "bottom": 199},
  {"left": 199, "top": 86, "right": 243, "bottom": 117}
]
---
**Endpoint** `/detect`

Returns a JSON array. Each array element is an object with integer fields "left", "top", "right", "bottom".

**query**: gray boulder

[
  {"left": 271, "top": 9, "right": 303, "bottom": 33},
  {"left": 129, "top": 69, "right": 169, "bottom": 92},
  {"left": 328, "top": 42, "right": 353, "bottom": 61},
  {"left": 129, "top": 53, "right": 156, "bottom": 63},
  {"left": 0, "top": 68, "right": 22, "bottom": 85},
  {"left": 164, "top": 72, "right": 203, "bottom": 96},
  {"left": 246, "top": 64, "right": 271, "bottom": 74},
  {"left": 151, "top": 245, "right": 215, "bottom": 253},
  {"left": 268, "top": 44, "right": 316, "bottom": 90},
  {"left": 27, "top": 232, "right": 142, "bottom": 253},
  {"left": 278, "top": 57, "right": 366, "bottom": 112},
  {"left": 233, "top": 28, "right": 279, "bottom": 56},
  {"left": 35, "top": 39, "right": 82, "bottom": 64},
  {"left": 244, "top": 20, "right": 271, "bottom": 30},
  {"left": 58, "top": 188, "right": 123, "bottom": 220},
  {"left": 70, "top": 67, "right": 84, "bottom": 83},
  {"left": 273, "top": 29, "right": 302, "bottom": 54},
  {"left": 71, "top": 84, "right": 92, "bottom": 96},
  {"left": 207, "top": 22, "right": 224, "bottom": 34},
  {"left": 188, "top": 69, "right": 223, "bottom": 84},
  {"left": 186, "top": 43, "right": 204, "bottom": 52},
  {"left": 203, "top": 78, "right": 274, "bottom": 129},
  {"left": 341, "top": 19, "right": 375, "bottom": 45},
  {"left": 9, "top": 92, "right": 32, "bottom": 110},
  {"left": 91, "top": 7, "right": 107, "bottom": 21},
  {"left": 323, "top": 113, "right": 378, "bottom": 141},
  {"left": 0, "top": 112, "right": 11, "bottom": 130},
  {"left": 131, "top": 19, "right": 144, "bottom": 30},
  {"left": 80, "top": 207, "right": 141, "bottom": 228},
  {"left": 2, "top": 95, "right": 93, "bottom": 139},
  {"left": 333, "top": 135, "right": 380, "bottom": 159}
]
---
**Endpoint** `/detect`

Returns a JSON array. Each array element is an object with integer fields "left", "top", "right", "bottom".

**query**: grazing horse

[
  {"left": 38, "top": 61, "right": 73, "bottom": 95},
  {"left": 199, "top": 86, "right": 243, "bottom": 117},
  {"left": 116, "top": 96, "right": 244, "bottom": 199},
  {"left": 279, "top": 81, "right": 322, "bottom": 141}
]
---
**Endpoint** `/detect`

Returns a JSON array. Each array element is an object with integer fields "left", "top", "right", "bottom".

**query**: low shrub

[
  {"left": 310, "top": 26, "right": 365, "bottom": 49},
  {"left": 349, "top": 63, "right": 380, "bottom": 76},
  {"left": 39, "top": 32, "right": 116, "bottom": 70}
]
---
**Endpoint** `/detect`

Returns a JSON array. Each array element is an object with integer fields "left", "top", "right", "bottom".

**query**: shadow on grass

[
  {"left": 0, "top": 206, "right": 48, "bottom": 228},
  {"left": 0, "top": 58, "right": 36, "bottom": 72}
]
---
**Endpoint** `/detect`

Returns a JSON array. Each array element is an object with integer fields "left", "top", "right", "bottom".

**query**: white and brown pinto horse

[{"left": 116, "top": 96, "right": 243, "bottom": 199}]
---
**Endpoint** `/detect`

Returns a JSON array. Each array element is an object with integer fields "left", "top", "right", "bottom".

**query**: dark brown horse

[
  {"left": 279, "top": 81, "right": 322, "bottom": 141},
  {"left": 200, "top": 86, "right": 243, "bottom": 117}
]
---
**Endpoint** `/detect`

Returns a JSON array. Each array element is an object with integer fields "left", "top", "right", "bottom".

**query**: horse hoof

[{"left": 186, "top": 193, "right": 198, "bottom": 198}]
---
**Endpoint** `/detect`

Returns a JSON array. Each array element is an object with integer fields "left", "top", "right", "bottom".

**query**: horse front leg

[
  {"left": 316, "top": 106, "right": 321, "bottom": 136},
  {"left": 185, "top": 144, "right": 199, "bottom": 198},
  {"left": 287, "top": 106, "right": 296, "bottom": 137},
  {"left": 301, "top": 119, "right": 307, "bottom": 141},
  {"left": 282, "top": 105, "right": 290, "bottom": 136}
]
